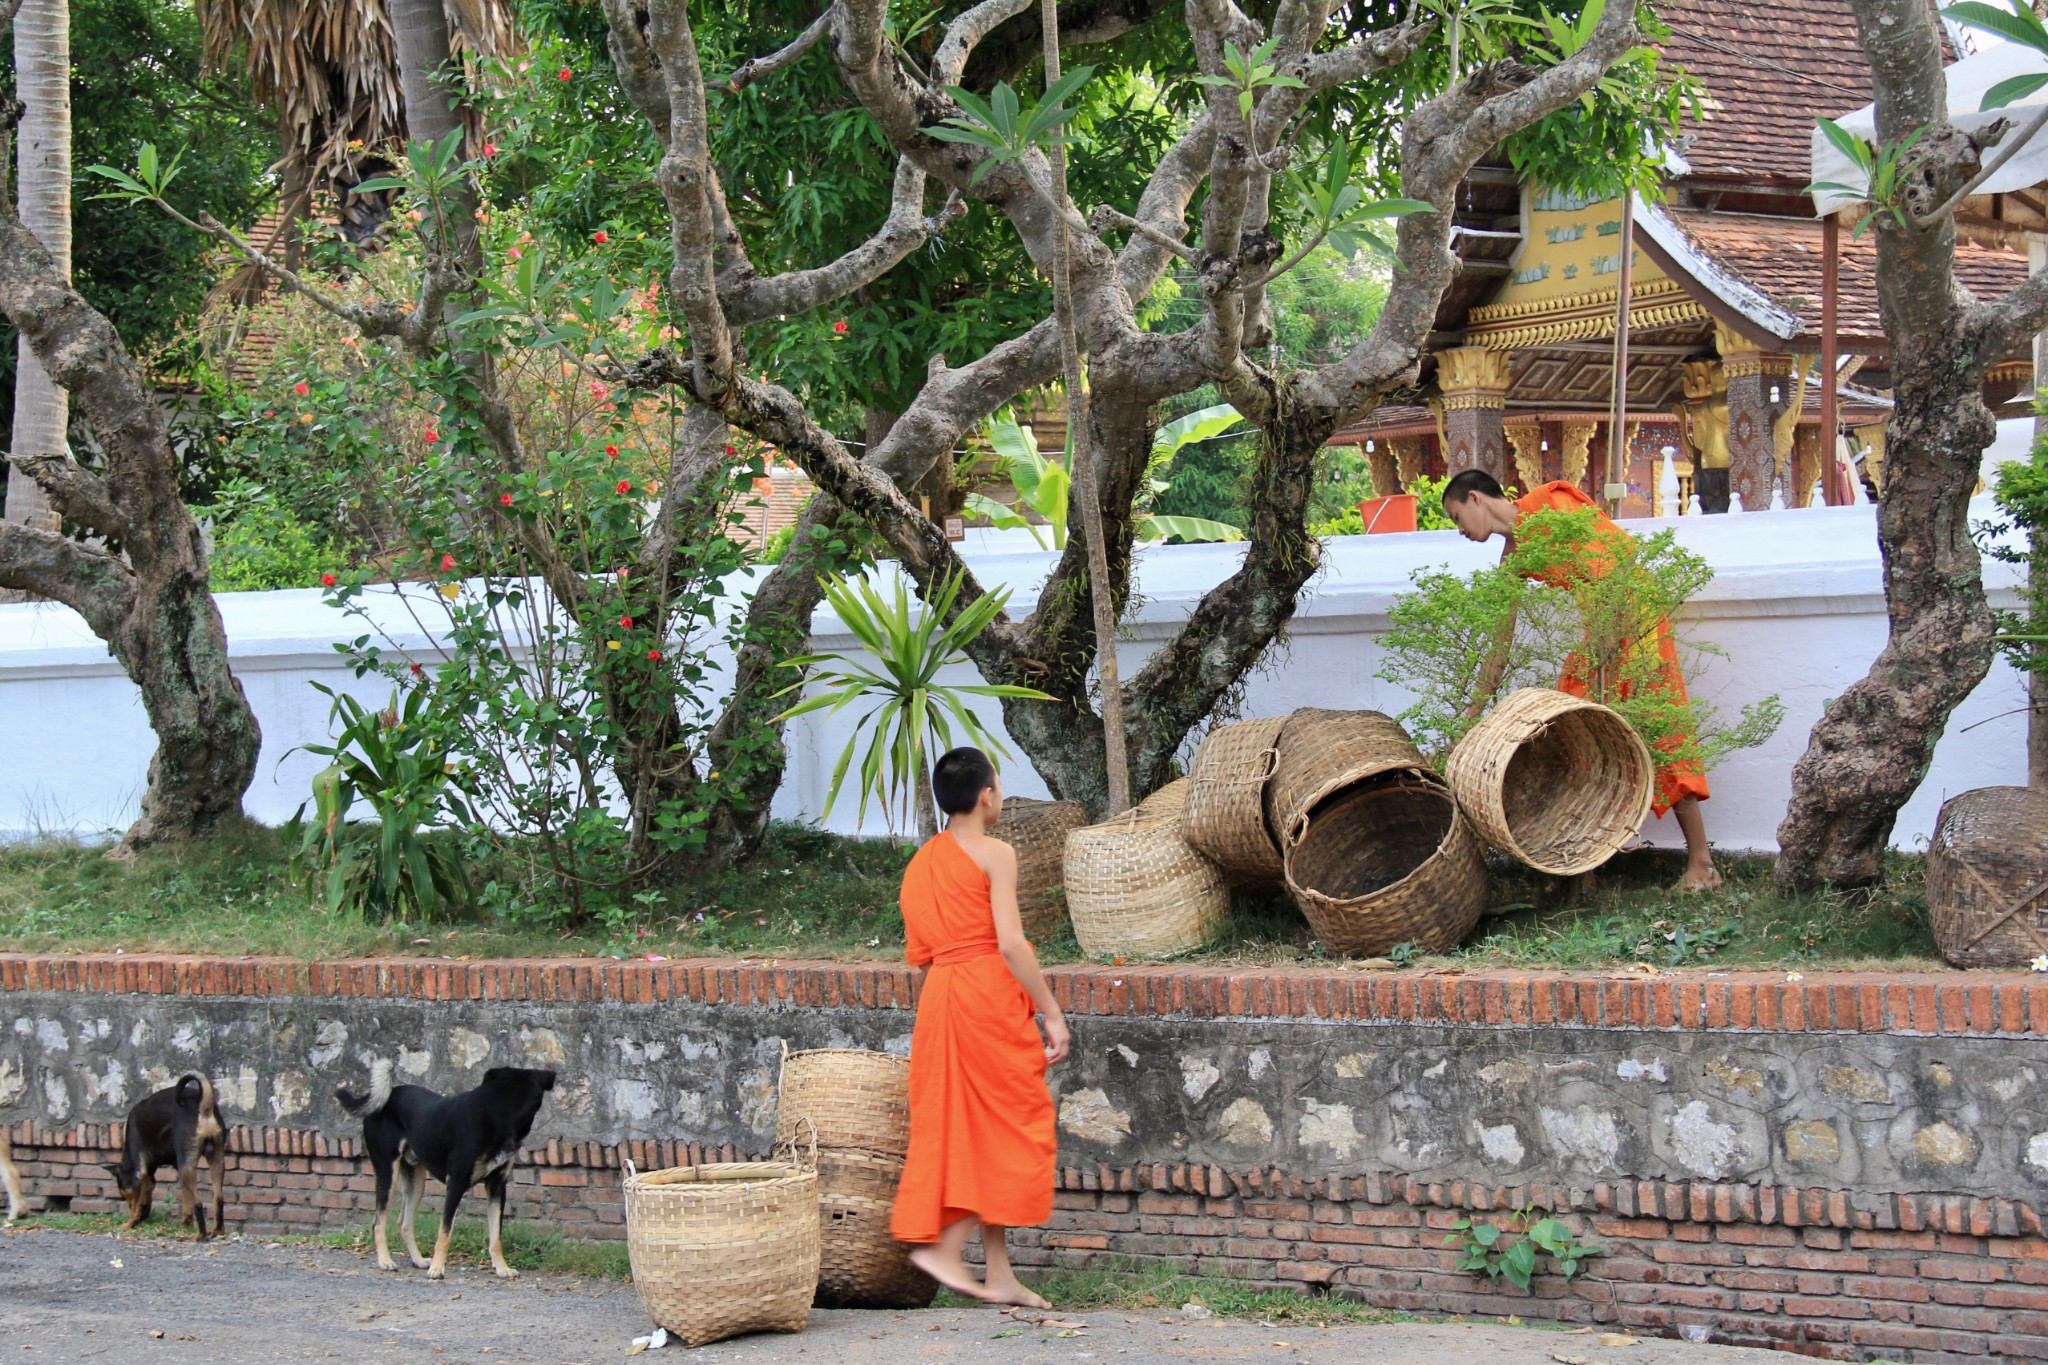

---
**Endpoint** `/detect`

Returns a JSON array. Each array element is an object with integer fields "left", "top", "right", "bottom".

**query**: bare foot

[
  {"left": 978, "top": 1273, "right": 1051, "bottom": 1310},
  {"left": 1677, "top": 861, "right": 1723, "bottom": 893},
  {"left": 909, "top": 1246, "right": 997, "bottom": 1302}
]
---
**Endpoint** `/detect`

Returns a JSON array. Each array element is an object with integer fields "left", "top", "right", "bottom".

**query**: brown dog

[
  {"left": 1, "top": 1131, "right": 21, "bottom": 1223},
  {"left": 106, "top": 1075, "right": 226, "bottom": 1238}
]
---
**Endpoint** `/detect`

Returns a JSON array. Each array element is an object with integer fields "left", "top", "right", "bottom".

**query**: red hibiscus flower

[
  {"left": 832, "top": 320, "right": 848, "bottom": 335},
  {"left": 557, "top": 67, "right": 572, "bottom": 82},
  {"left": 647, "top": 649, "right": 662, "bottom": 661},
  {"left": 593, "top": 230, "right": 609, "bottom": 245},
  {"left": 605, "top": 443, "right": 619, "bottom": 458},
  {"left": 423, "top": 427, "right": 439, "bottom": 444},
  {"left": 724, "top": 444, "right": 737, "bottom": 456},
  {"left": 482, "top": 141, "right": 498, "bottom": 158},
  {"left": 499, "top": 492, "right": 514, "bottom": 506},
  {"left": 440, "top": 553, "right": 457, "bottom": 571},
  {"left": 320, "top": 572, "right": 337, "bottom": 588},
  {"left": 616, "top": 480, "right": 632, "bottom": 494},
  {"left": 619, "top": 615, "right": 633, "bottom": 628},
  {"left": 293, "top": 381, "right": 310, "bottom": 397}
]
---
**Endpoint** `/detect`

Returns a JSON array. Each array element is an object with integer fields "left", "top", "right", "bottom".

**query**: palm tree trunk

[{"left": 5, "top": 0, "right": 68, "bottom": 535}]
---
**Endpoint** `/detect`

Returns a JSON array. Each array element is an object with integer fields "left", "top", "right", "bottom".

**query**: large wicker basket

[
  {"left": 812, "top": 1148, "right": 937, "bottom": 1309},
  {"left": 774, "top": 1048, "right": 909, "bottom": 1160},
  {"left": 1926, "top": 785, "right": 2048, "bottom": 968},
  {"left": 1183, "top": 717, "right": 1288, "bottom": 885},
  {"left": 993, "top": 797, "right": 1089, "bottom": 939},
  {"left": 1446, "top": 688, "right": 1655, "bottom": 876},
  {"left": 1265, "top": 709, "right": 1429, "bottom": 847},
  {"left": 1064, "top": 778, "right": 1231, "bottom": 958},
  {"left": 1283, "top": 772, "right": 1489, "bottom": 957},
  {"left": 622, "top": 1160, "right": 820, "bottom": 1347}
]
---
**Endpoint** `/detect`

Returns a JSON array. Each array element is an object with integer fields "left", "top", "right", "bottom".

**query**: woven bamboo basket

[
  {"left": 774, "top": 1048, "right": 909, "bottom": 1160},
  {"left": 1926, "top": 785, "right": 2048, "bottom": 968},
  {"left": 1445, "top": 688, "right": 1655, "bottom": 876},
  {"left": 1064, "top": 778, "right": 1231, "bottom": 958},
  {"left": 1283, "top": 772, "right": 1489, "bottom": 958},
  {"left": 811, "top": 1148, "right": 937, "bottom": 1309},
  {"left": 1264, "top": 708, "right": 1429, "bottom": 849},
  {"left": 993, "top": 797, "right": 1089, "bottom": 939},
  {"left": 1183, "top": 717, "right": 1288, "bottom": 884},
  {"left": 621, "top": 1160, "right": 820, "bottom": 1347}
]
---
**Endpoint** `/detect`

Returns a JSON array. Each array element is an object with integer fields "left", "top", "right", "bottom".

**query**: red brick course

[
  {"left": 5, "top": 952, "right": 2045, "bottom": 1035},
  {"left": 9, "top": 952, "right": 2047, "bottom": 1361}
]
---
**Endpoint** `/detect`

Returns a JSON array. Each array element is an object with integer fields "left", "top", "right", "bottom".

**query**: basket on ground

[
  {"left": 1926, "top": 785, "right": 2048, "bottom": 969},
  {"left": 622, "top": 1160, "right": 820, "bottom": 1347},
  {"left": 1264, "top": 709, "right": 1429, "bottom": 847},
  {"left": 994, "top": 797, "right": 1089, "bottom": 939},
  {"left": 1283, "top": 771, "right": 1488, "bottom": 957},
  {"left": 811, "top": 1148, "right": 937, "bottom": 1309},
  {"left": 1064, "top": 778, "right": 1230, "bottom": 958},
  {"left": 774, "top": 1048, "right": 909, "bottom": 1159},
  {"left": 1445, "top": 688, "right": 1654, "bottom": 876},
  {"left": 1183, "top": 717, "right": 1288, "bottom": 884}
]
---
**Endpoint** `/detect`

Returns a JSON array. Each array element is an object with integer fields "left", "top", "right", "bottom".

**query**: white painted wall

[{"left": 0, "top": 502, "right": 2029, "bottom": 853}]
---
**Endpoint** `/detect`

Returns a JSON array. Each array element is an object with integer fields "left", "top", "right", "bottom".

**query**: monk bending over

[
  {"left": 891, "top": 747, "right": 1071, "bottom": 1307},
  {"left": 1442, "top": 470, "right": 1721, "bottom": 892}
]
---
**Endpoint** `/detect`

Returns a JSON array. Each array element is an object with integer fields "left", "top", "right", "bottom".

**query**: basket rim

[
  {"left": 1283, "top": 777, "right": 1471, "bottom": 907},
  {"left": 625, "top": 1161, "right": 815, "bottom": 1192},
  {"left": 781, "top": 1047, "right": 910, "bottom": 1062}
]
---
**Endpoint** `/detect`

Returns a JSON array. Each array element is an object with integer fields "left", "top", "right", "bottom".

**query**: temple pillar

[
  {"left": 1504, "top": 421, "right": 1543, "bottom": 493},
  {"left": 1366, "top": 440, "right": 1399, "bottom": 499},
  {"left": 1791, "top": 423, "right": 1823, "bottom": 507},
  {"left": 1434, "top": 346, "right": 1513, "bottom": 482},
  {"left": 1679, "top": 358, "right": 1732, "bottom": 513},
  {"left": 1716, "top": 321, "right": 1791, "bottom": 511}
]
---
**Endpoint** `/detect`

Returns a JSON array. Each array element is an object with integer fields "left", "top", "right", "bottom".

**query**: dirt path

[{"left": 1, "top": 1225, "right": 1783, "bottom": 1364}]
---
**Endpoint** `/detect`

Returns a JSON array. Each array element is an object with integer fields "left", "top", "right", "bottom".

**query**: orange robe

[
  {"left": 1513, "top": 481, "right": 1710, "bottom": 817},
  {"left": 889, "top": 831, "right": 1056, "bottom": 1243}
]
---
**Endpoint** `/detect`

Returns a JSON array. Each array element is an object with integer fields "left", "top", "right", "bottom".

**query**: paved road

[{"left": 1, "top": 1224, "right": 1786, "bottom": 1364}]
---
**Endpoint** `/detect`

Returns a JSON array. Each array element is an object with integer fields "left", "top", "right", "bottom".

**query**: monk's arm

[{"left": 987, "top": 842, "right": 1071, "bottom": 1064}]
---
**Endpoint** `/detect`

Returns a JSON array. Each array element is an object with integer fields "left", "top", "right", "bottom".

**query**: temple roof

[{"left": 1658, "top": 0, "right": 1877, "bottom": 192}]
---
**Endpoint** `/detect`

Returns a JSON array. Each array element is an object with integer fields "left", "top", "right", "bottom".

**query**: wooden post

[
  {"left": 1822, "top": 213, "right": 1845, "bottom": 505},
  {"left": 1605, "top": 191, "right": 1635, "bottom": 514}
]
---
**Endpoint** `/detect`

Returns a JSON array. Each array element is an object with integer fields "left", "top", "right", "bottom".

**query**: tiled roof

[
  {"left": 1660, "top": 208, "right": 2029, "bottom": 348},
  {"left": 1658, "top": 0, "right": 1875, "bottom": 187},
  {"left": 729, "top": 468, "right": 815, "bottom": 550}
]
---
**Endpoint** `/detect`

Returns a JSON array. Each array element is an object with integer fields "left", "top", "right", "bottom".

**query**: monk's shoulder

[{"left": 950, "top": 830, "right": 1015, "bottom": 880}]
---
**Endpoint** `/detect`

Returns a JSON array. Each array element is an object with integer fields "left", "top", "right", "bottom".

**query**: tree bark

[
  {"left": 5, "top": 0, "right": 67, "bottom": 535},
  {"left": 1774, "top": 0, "right": 2015, "bottom": 890}
]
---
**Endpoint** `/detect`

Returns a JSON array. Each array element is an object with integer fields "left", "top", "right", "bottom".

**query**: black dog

[
  {"left": 106, "top": 1074, "right": 227, "bottom": 1238},
  {"left": 336, "top": 1062, "right": 555, "bottom": 1280}
]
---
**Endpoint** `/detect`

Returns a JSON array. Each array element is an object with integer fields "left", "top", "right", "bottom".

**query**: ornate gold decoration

[
  {"left": 1772, "top": 356, "right": 1815, "bottom": 489},
  {"left": 1465, "top": 277, "right": 1706, "bottom": 351},
  {"left": 1434, "top": 346, "right": 1514, "bottom": 397},
  {"left": 1989, "top": 359, "right": 2034, "bottom": 384},
  {"left": 1504, "top": 423, "right": 1543, "bottom": 490},
  {"left": 1367, "top": 442, "right": 1398, "bottom": 499},
  {"left": 1392, "top": 435, "right": 1427, "bottom": 487},
  {"left": 1680, "top": 359, "right": 1726, "bottom": 402},
  {"left": 1853, "top": 421, "right": 1887, "bottom": 492},
  {"left": 1714, "top": 319, "right": 1792, "bottom": 380},
  {"left": 1559, "top": 422, "right": 1596, "bottom": 486}
]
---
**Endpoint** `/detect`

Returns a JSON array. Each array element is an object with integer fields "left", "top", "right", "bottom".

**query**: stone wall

[{"left": 7, "top": 954, "right": 2048, "bottom": 1362}]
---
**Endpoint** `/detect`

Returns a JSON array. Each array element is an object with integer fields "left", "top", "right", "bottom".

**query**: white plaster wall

[{"left": 0, "top": 502, "right": 2028, "bottom": 852}]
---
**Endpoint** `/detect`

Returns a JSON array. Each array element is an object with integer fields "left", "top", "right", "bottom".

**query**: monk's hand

[{"left": 1042, "top": 1010, "right": 1071, "bottom": 1065}]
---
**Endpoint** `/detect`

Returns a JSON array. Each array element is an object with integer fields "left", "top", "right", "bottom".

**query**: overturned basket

[
  {"left": 1284, "top": 771, "right": 1489, "bottom": 958},
  {"left": 1446, "top": 688, "right": 1654, "bottom": 876},
  {"left": 1926, "top": 785, "right": 2048, "bottom": 969},
  {"left": 774, "top": 1048, "right": 909, "bottom": 1160},
  {"left": 1265, "top": 708, "right": 1430, "bottom": 844},
  {"left": 994, "top": 797, "right": 1090, "bottom": 940},
  {"left": 1183, "top": 717, "right": 1288, "bottom": 885},
  {"left": 1064, "top": 778, "right": 1231, "bottom": 959},
  {"left": 622, "top": 1159, "right": 820, "bottom": 1347}
]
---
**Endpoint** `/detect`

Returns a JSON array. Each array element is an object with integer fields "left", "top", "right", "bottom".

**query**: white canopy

[{"left": 1810, "top": 40, "right": 2048, "bottom": 216}]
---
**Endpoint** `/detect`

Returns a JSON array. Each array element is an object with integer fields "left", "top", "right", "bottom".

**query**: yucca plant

[
  {"left": 288, "top": 683, "right": 473, "bottom": 922},
  {"left": 774, "top": 570, "right": 1051, "bottom": 840}
]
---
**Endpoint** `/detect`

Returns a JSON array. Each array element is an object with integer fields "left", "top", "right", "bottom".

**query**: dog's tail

[
  {"left": 174, "top": 1072, "right": 214, "bottom": 1112},
  {"left": 336, "top": 1059, "right": 394, "bottom": 1118}
]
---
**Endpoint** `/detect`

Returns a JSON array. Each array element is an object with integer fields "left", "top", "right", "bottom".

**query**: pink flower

[
  {"left": 558, "top": 67, "right": 572, "bottom": 82},
  {"left": 293, "top": 381, "right": 310, "bottom": 397},
  {"left": 440, "top": 553, "right": 456, "bottom": 571},
  {"left": 482, "top": 141, "right": 498, "bottom": 159},
  {"left": 507, "top": 245, "right": 522, "bottom": 261},
  {"left": 320, "top": 572, "right": 337, "bottom": 588},
  {"left": 499, "top": 492, "right": 514, "bottom": 506},
  {"left": 590, "top": 380, "right": 610, "bottom": 400},
  {"left": 593, "top": 230, "right": 609, "bottom": 245},
  {"left": 616, "top": 479, "right": 632, "bottom": 495}
]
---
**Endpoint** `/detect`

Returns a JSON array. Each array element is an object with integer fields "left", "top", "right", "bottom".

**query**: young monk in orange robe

[
  {"left": 891, "top": 746, "right": 1070, "bottom": 1307},
  {"left": 1441, "top": 470, "right": 1720, "bottom": 891}
]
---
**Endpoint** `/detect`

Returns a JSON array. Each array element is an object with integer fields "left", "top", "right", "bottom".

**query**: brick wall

[{"left": 8, "top": 953, "right": 2048, "bottom": 1363}]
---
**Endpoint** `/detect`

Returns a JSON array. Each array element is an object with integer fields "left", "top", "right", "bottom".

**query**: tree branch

[
  {"left": 8, "top": 452, "right": 121, "bottom": 539},
  {"left": 722, "top": 7, "right": 835, "bottom": 94},
  {"left": 0, "top": 520, "right": 135, "bottom": 636}
]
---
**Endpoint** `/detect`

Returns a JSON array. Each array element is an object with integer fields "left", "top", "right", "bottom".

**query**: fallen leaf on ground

[{"left": 1597, "top": 1334, "right": 1638, "bottom": 1347}]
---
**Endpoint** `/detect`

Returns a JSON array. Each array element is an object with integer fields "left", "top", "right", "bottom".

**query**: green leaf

[
  {"left": 1982, "top": 71, "right": 2048, "bottom": 111},
  {"left": 1139, "top": 513, "right": 1244, "bottom": 543},
  {"left": 351, "top": 175, "right": 411, "bottom": 195},
  {"left": 1945, "top": 0, "right": 2048, "bottom": 57},
  {"left": 1501, "top": 1237, "right": 1538, "bottom": 1289},
  {"left": 1150, "top": 402, "right": 1244, "bottom": 461},
  {"left": 1815, "top": 117, "right": 1875, "bottom": 173}
]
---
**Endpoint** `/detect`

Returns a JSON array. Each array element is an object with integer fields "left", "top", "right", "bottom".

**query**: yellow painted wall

[{"left": 1492, "top": 188, "right": 1669, "bottom": 306}]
